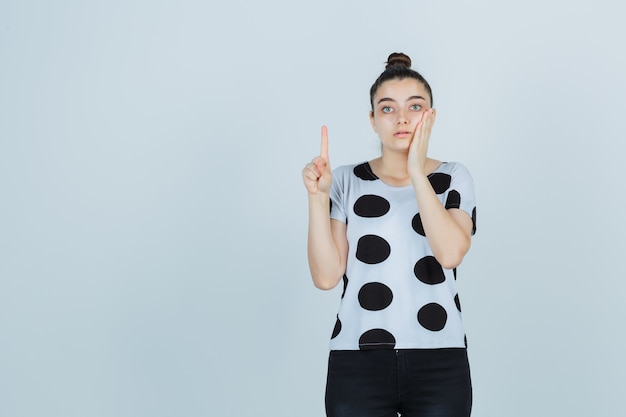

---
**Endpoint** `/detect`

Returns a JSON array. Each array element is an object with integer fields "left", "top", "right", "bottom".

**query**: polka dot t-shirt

[{"left": 328, "top": 161, "right": 477, "bottom": 350}]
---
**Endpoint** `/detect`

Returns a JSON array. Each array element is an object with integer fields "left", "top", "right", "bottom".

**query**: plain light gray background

[{"left": 1, "top": 1, "right": 625, "bottom": 416}]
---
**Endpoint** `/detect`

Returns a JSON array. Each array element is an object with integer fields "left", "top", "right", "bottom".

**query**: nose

[{"left": 396, "top": 108, "right": 409, "bottom": 124}]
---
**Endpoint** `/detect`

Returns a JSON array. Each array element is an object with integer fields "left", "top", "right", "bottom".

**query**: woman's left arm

[{"left": 408, "top": 109, "right": 473, "bottom": 269}]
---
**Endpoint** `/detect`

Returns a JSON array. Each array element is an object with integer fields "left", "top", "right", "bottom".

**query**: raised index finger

[{"left": 320, "top": 125, "right": 329, "bottom": 161}]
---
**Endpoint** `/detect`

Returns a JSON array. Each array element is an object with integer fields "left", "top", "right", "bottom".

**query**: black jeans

[{"left": 325, "top": 348, "right": 472, "bottom": 417}]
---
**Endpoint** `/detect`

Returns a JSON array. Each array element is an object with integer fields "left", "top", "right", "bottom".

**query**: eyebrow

[{"left": 376, "top": 95, "right": 426, "bottom": 105}]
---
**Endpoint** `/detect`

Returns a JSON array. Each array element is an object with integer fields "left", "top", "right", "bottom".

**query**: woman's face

[{"left": 369, "top": 78, "right": 432, "bottom": 153}]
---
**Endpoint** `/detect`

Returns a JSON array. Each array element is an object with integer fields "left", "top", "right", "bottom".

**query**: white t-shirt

[{"left": 328, "top": 161, "right": 477, "bottom": 350}]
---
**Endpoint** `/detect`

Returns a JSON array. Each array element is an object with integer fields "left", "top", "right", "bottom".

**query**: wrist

[
  {"left": 409, "top": 170, "right": 428, "bottom": 182},
  {"left": 308, "top": 191, "right": 330, "bottom": 203},
  {"left": 410, "top": 172, "right": 430, "bottom": 189}
]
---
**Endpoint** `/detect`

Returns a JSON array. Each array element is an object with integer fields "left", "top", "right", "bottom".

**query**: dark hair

[{"left": 369, "top": 52, "right": 433, "bottom": 110}]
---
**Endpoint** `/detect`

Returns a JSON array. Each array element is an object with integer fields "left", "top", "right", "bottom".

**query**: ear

[{"left": 369, "top": 111, "right": 377, "bottom": 133}]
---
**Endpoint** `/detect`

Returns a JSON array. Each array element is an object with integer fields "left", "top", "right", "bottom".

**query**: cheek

[{"left": 376, "top": 113, "right": 395, "bottom": 124}]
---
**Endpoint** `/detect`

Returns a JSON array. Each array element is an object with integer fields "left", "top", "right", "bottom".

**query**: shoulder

[
  {"left": 436, "top": 161, "right": 474, "bottom": 179},
  {"left": 333, "top": 162, "right": 378, "bottom": 182},
  {"left": 427, "top": 162, "right": 475, "bottom": 195}
]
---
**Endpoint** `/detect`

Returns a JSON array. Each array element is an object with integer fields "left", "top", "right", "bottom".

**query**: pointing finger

[{"left": 321, "top": 125, "right": 329, "bottom": 161}]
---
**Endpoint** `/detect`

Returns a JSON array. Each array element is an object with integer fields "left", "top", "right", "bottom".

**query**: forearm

[
  {"left": 412, "top": 174, "right": 471, "bottom": 269},
  {"left": 307, "top": 194, "right": 345, "bottom": 289}
]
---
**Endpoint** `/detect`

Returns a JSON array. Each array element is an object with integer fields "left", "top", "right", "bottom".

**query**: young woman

[{"left": 302, "top": 52, "right": 477, "bottom": 417}]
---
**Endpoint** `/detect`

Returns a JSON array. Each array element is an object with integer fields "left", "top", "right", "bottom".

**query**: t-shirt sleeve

[
  {"left": 446, "top": 163, "right": 477, "bottom": 235},
  {"left": 329, "top": 166, "right": 347, "bottom": 224}
]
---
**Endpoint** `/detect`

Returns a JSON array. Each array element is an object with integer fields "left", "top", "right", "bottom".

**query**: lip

[{"left": 394, "top": 131, "right": 413, "bottom": 138}]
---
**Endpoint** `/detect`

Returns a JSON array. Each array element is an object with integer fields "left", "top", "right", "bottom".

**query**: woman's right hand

[
  {"left": 303, "top": 125, "right": 347, "bottom": 290},
  {"left": 302, "top": 125, "right": 332, "bottom": 196}
]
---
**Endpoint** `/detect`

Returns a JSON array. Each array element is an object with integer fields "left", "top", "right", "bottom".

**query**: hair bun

[{"left": 385, "top": 52, "right": 411, "bottom": 69}]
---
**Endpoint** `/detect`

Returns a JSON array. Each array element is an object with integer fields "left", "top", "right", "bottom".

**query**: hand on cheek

[{"left": 408, "top": 109, "right": 436, "bottom": 177}]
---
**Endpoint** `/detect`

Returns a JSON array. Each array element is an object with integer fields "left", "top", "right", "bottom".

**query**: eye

[
  {"left": 410, "top": 104, "right": 422, "bottom": 111},
  {"left": 381, "top": 106, "right": 393, "bottom": 113}
]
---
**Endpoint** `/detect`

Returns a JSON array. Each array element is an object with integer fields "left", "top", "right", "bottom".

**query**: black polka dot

[
  {"left": 417, "top": 303, "right": 448, "bottom": 331},
  {"left": 331, "top": 316, "right": 342, "bottom": 339},
  {"left": 454, "top": 294, "right": 462, "bottom": 312},
  {"left": 329, "top": 198, "right": 332, "bottom": 213},
  {"left": 358, "top": 329, "right": 396, "bottom": 350},
  {"left": 354, "top": 194, "right": 390, "bottom": 218},
  {"left": 341, "top": 275, "right": 348, "bottom": 299},
  {"left": 356, "top": 235, "right": 391, "bottom": 264},
  {"left": 414, "top": 256, "right": 445, "bottom": 285},
  {"left": 428, "top": 173, "right": 451, "bottom": 194},
  {"left": 471, "top": 207, "right": 477, "bottom": 235},
  {"left": 445, "top": 190, "right": 461, "bottom": 209},
  {"left": 353, "top": 163, "right": 378, "bottom": 181},
  {"left": 453, "top": 268, "right": 457, "bottom": 280},
  {"left": 411, "top": 213, "right": 425, "bottom": 236},
  {"left": 358, "top": 282, "right": 393, "bottom": 311}
]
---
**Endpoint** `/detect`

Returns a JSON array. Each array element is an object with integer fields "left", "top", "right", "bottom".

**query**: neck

[
  {"left": 377, "top": 150, "right": 410, "bottom": 179},
  {"left": 369, "top": 152, "right": 441, "bottom": 187}
]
